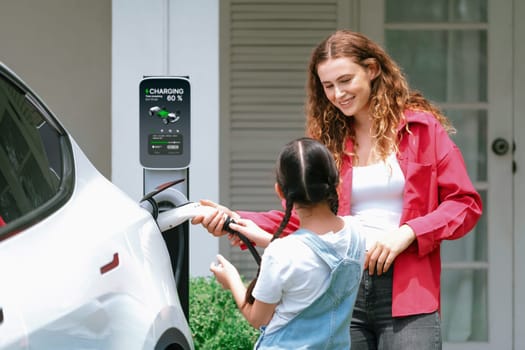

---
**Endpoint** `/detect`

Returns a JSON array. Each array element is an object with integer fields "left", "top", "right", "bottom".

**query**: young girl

[{"left": 209, "top": 137, "right": 365, "bottom": 349}]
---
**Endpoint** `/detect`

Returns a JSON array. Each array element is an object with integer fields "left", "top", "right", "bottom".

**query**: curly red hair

[{"left": 305, "top": 30, "right": 454, "bottom": 168}]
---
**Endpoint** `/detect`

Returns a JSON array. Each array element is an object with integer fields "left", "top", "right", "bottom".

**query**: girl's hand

[
  {"left": 209, "top": 254, "right": 241, "bottom": 290},
  {"left": 228, "top": 218, "right": 272, "bottom": 248},
  {"left": 210, "top": 255, "right": 276, "bottom": 329},
  {"left": 365, "top": 224, "right": 416, "bottom": 275}
]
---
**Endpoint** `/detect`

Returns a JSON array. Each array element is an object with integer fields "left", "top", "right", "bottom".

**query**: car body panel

[{"left": 0, "top": 63, "right": 193, "bottom": 349}]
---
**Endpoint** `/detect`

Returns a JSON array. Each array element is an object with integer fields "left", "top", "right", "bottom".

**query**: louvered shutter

[{"left": 220, "top": 0, "right": 354, "bottom": 278}]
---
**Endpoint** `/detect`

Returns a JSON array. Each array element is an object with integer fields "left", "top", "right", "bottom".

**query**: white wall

[
  {"left": 514, "top": 0, "right": 525, "bottom": 346},
  {"left": 112, "top": 0, "right": 219, "bottom": 276}
]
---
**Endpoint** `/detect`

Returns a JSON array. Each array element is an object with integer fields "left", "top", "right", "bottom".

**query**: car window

[{"left": 0, "top": 73, "right": 74, "bottom": 239}]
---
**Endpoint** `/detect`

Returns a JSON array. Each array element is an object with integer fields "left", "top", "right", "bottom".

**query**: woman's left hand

[{"left": 365, "top": 224, "right": 416, "bottom": 275}]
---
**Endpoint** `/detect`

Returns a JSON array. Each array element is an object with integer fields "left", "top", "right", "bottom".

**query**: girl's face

[{"left": 317, "top": 57, "right": 378, "bottom": 119}]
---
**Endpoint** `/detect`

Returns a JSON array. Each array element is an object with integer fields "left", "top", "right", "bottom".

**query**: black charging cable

[{"left": 222, "top": 216, "right": 261, "bottom": 266}]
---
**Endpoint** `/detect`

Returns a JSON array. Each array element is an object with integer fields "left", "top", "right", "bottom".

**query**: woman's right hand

[{"left": 191, "top": 199, "right": 239, "bottom": 237}]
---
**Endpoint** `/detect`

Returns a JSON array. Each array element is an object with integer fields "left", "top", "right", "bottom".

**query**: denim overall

[{"left": 254, "top": 228, "right": 365, "bottom": 350}]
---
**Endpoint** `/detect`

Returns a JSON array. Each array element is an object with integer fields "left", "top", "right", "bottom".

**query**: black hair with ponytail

[{"left": 244, "top": 137, "right": 340, "bottom": 305}]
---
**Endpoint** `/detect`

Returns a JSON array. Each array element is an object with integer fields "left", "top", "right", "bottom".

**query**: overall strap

[{"left": 294, "top": 229, "right": 342, "bottom": 269}]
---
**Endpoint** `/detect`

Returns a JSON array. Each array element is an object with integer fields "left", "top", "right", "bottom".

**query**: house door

[{"left": 361, "top": 0, "right": 516, "bottom": 348}]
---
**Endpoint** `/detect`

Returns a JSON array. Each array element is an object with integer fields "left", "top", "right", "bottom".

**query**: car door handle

[{"left": 100, "top": 252, "right": 119, "bottom": 274}]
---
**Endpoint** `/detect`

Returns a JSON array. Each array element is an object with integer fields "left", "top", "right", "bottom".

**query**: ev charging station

[{"left": 139, "top": 76, "right": 191, "bottom": 318}]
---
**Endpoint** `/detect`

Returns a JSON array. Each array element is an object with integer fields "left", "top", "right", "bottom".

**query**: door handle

[{"left": 491, "top": 138, "right": 511, "bottom": 156}]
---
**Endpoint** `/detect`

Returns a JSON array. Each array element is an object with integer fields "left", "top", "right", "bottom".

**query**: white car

[{"left": 0, "top": 62, "right": 194, "bottom": 350}]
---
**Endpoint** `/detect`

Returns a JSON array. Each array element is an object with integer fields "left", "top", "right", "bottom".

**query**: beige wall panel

[{"left": 0, "top": 0, "right": 111, "bottom": 177}]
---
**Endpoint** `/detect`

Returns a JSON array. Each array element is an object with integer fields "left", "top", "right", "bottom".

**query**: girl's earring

[{"left": 274, "top": 183, "right": 285, "bottom": 199}]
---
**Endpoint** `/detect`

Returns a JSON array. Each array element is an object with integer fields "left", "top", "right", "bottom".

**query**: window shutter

[{"left": 220, "top": 0, "right": 353, "bottom": 278}]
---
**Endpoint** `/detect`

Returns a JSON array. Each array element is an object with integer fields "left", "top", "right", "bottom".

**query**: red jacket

[{"left": 238, "top": 109, "right": 483, "bottom": 317}]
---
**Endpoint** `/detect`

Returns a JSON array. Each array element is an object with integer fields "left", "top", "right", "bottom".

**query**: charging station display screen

[
  {"left": 149, "top": 134, "right": 182, "bottom": 155},
  {"left": 139, "top": 77, "right": 190, "bottom": 169}
]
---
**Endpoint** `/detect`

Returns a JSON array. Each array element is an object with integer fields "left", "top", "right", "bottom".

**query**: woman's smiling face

[{"left": 317, "top": 57, "right": 377, "bottom": 119}]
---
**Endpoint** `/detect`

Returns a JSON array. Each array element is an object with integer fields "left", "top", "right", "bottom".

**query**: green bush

[{"left": 189, "top": 276, "right": 260, "bottom": 350}]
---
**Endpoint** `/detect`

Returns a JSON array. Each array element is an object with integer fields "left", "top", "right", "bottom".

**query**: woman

[{"left": 194, "top": 30, "right": 482, "bottom": 349}]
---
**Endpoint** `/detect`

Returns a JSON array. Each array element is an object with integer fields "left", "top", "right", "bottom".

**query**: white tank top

[{"left": 351, "top": 153, "right": 405, "bottom": 250}]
